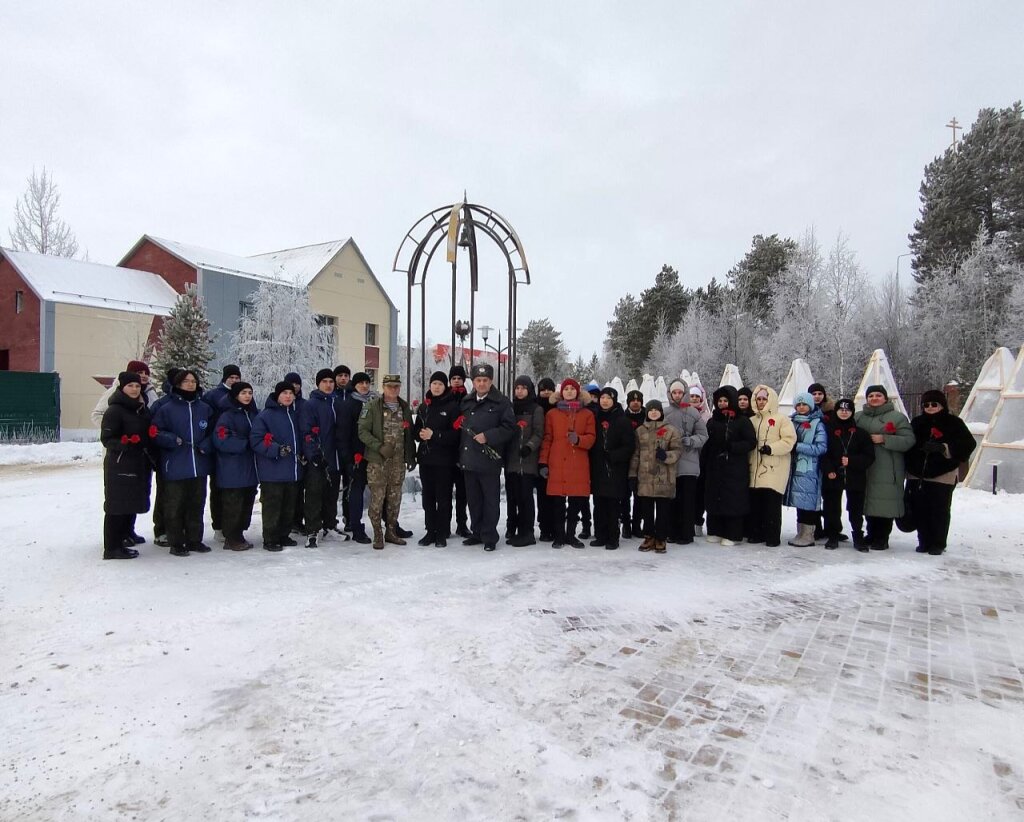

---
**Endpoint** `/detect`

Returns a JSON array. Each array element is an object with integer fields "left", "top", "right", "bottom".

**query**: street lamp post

[
  {"left": 895, "top": 253, "right": 913, "bottom": 286},
  {"left": 479, "top": 325, "right": 510, "bottom": 394}
]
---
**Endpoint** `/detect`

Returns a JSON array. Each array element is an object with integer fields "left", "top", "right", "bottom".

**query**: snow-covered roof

[
  {"left": 250, "top": 240, "right": 349, "bottom": 287},
  {"left": 2, "top": 248, "right": 178, "bottom": 315}
]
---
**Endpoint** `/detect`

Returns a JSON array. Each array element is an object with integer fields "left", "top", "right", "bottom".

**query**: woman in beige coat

[{"left": 747, "top": 385, "right": 797, "bottom": 546}]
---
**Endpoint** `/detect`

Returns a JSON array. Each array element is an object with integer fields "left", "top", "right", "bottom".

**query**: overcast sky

[{"left": 3, "top": 2, "right": 1022, "bottom": 360}]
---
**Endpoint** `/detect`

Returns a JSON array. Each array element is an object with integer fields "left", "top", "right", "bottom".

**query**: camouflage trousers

[{"left": 367, "top": 458, "right": 405, "bottom": 531}]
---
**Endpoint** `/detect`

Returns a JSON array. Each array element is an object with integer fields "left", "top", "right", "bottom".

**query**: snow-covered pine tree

[
  {"left": 151, "top": 284, "right": 216, "bottom": 390},
  {"left": 230, "top": 277, "right": 334, "bottom": 403}
]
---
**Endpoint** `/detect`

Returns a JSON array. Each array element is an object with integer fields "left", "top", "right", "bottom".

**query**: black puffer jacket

[
  {"left": 505, "top": 378, "right": 545, "bottom": 475},
  {"left": 702, "top": 386, "right": 757, "bottom": 517},
  {"left": 589, "top": 403, "right": 635, "bottom": 498},
  {"left": 100, "top": 389, "right": 154, "bottom": 515},
  {"left": 820, "top": 417, "right": 875, "bottom": 492},
  {"left": 414, "top": 389, "right": 461, "bottom": 467}
]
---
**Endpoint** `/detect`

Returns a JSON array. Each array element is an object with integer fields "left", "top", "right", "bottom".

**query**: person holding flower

[
  {"left": 747, "top": 385, "right": 797, "bottom": 547},
  {"left": 784, "top": 391, "right": 828, "bottom": 547},
  {"left": 628, "top": 399, "right": 681, "bottom": 553},
  {"left": 854, "top": 385, "right": 915, "bottom": 550},
  {"left": 588, "top": 386, "right": 635, "bottom": 550},
  {"left": 904, "top": 390, "right": 976, "bottom": 555},
  {"left": 413, "top": 371, "right": 460, "bottom": 547},
  {"left": 503, "top": 375, "right": 545, "bottom": 546},
  {"left": 456, "top": 363, "right": 517, "bottom": 552},
  {"left": 250, "top": 381, "right": 305, "bottom": 552},
  {"left": 820, "top": 398, "right": 875, "bottom": 551},
  {"left": 540, "top": 378, "right": 597, "bottom": 549},
  {"left": 702, "top": 386, "right": 757, "bottom": 546}
]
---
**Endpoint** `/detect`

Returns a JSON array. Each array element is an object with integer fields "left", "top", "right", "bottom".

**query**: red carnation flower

[
  {"left": 120, "top": 434, "right": 130, "bottom": 444},
  {"left": 631, "top": 421, "right": 638, "bottom": 429},
  {"left": 129, "top": 434, "right": 141, "bottom": 444},
  {"left": 217, "top": 426, "right": 228, "bottom": 440},
  {"left": 148, "top": 425, "right": 158, "bottom": 439},
  {"left": 263, "top": 433, "right": 274, "bottom": 447},
  {"left": 453, "top": 415, "right": 465, "bottom": 430},
  {"left": 311, "top": 426, "right": 320, "bottom": 435},
  {"left": 354, "top": 453, "right": 363, "bottom": 464},
  {"left": 725, "top": 410, "right": 736, "bottom": 419},
  {"left": 304, "top": 434, "right": 312, "bottom": 443},
  {"left": 517, "top": 420, "right": 528, "bottom": 429},
  {"left": 834, "top": 429, "right": 842, "bottom": 437},
  {"left": 768, "top": 419, "right": 775, "bottom": 427},
  {"left": 930, "top": 427, "right": 943, "bottom": 439},
  {"left": 412, "top": 399, "right": 420, "bottom": 408},
  {"left": 656, "top": 426, "right": 667, "bottom": 437},
  {"left": 802, "top": 421, "right": 811, "bottom": 429},
  {"left": 424, "top": 398, "right": 431, "bottom": 406},
  {"left": 884, "top": 422, "right": 897, "bottom": 434},
  {"left": 402, "top": 420, "right": 410, "bottom": 429},
  {"left": 601, "top": 421, "right": 610, "bottom": 430}
]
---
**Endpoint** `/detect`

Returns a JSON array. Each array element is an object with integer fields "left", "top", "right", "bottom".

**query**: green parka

[{"left": 855, "top": 401, "right": 914, "bottom": 518}]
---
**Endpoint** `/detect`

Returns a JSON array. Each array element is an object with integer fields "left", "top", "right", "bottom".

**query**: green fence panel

[{"left": 0, "top": 371, "right": 61, "bottom": 442}]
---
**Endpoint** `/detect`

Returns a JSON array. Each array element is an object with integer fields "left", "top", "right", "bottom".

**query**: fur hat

[
  {"left": 429, "top": 371, "right": 449, "bottom": 387},
  {"left": 118, "top": 371, "right": 142, "bottom": 389},
  {"left": 352, "top": 371, "right": 371, "bottom": 386},
  {"left": 537, "top": 377, "right": 556, "bottom": 393},
  {"left": 793, "top": 391, "right": 816, "bottom": 409},
  {"left": 230, "top": 381, "right": 253, "bottom": 400},
  {"left": 865, "top": 384, "right": 888, "bottom": 399},
  {"left": 126, "top": 359, "right": 150, "bottom": 376},
  {"left": 471, "top": 363, "right": 494, "bottom": 380},
  {"left": 222, "top": 364, "right": 242, "bottom": 381},
  {"left": 626, "top": 389, "right": 644, "bottom": 405},
  {"left": 448, "top": 365, "right": 467, "bottom": 380},
  {"left": 921, "top": 389, "right": 948, "bottom": 410},
  {"left": 560, "top": 378, "right": 581, "bottom": 397}
]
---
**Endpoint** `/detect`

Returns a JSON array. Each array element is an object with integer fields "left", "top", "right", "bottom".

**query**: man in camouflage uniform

[{"left": 357, "top": 374, "right": 416, "bottom": 549}]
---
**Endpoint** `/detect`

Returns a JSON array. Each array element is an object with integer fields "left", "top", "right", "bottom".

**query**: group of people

[{"left": 97, "top": 358, "right": 976, "bottom": 561}]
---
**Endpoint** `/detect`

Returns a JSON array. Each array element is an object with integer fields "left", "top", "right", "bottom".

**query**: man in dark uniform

[
  {"left": 448, "top": 365, "right": 471, "bottom": 537},
  {"left": 458, "top": 363, "right": 516, "bottom": 551}
]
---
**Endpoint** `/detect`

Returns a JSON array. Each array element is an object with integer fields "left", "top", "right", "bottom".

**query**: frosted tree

[
  {"left": 151, "top": 284, "right": 217, "bottom": 389},
  {"left": 231, "top": 277, "right": 334, "bottom": 402},
  {"left": 767, "top": 227, "right": 824, "bottom": 384},
  {"left": 817, "top": 232, "right": 867, "bottom": 394},
  {"left": 8, "top": 168, "right": 80, "bottom": 257}
]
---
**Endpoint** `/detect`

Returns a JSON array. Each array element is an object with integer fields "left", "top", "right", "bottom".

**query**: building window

[
  {"left": 316, "top": 314, "right": 337, "bottom": 329},
  {"left": 365, "top": 323, "right": 378, "bottom": 346},
  {"left": 15, "top": 290, "right": 24, "bottom": 314},
  {"left": 239, "top": 300, "right": 253, "bottom": 320}
]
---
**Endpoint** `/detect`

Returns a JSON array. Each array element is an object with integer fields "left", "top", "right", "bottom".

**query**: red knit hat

[
  {"left": 126, "top": 359, "right": 150, "bottom": 375},
  {"left": 559, "top": 378, "right": 581, "bottom": 397}
]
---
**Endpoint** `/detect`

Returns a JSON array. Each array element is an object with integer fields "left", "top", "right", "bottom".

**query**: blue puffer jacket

[
  {"left": 299, "top": 389, "right": 339, "bottom": 471},
  {"left": 250, "top": 396, "right": 304, "bottom": 483},
  {"left": 150, "top": 389, "right": 213, "bottom": 480},
  {"left": 211, "top": 400, "right": 259, "bottom": 488},
  {"left": 784, "top": 406, "right": 827, "bottom": 510}
]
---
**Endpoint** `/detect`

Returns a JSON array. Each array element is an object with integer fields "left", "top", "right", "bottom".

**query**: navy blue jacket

[
  {"left": 335, "top": 391, "right": 375, "bottom": 466},
  {"left": 212, "top": 400, "right": 259, "bottom": 488},
  {"left": 300, "top": 389, "right": 340, "bottom": 470},
  {"left": 203, "top": 383, "right": 232, "bottom": 413},
  {"left": 250, "top": 397, "right": 304, "bottom": 483},
  {"left": 150, "top": 390, "right": 213, "bottom": 480}
]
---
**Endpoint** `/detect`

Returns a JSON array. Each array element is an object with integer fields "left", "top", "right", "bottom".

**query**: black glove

[
  {"left": 628, "top": 477, "right": 638, "bottom": 494},
  {"left": 311, "top": 455, "right": 325, "bottom": 468},
  {"left": 279, "top": 444, "right": 293, "bottom": 456},
  {"left": 655, "top": 447, "right": 667, "bottom": 462},
  {"left": 519, "top": 445, "right": 532, "bottom": 457},
  {"left": 567, "top": 431, "right": 579, "bottom": 446},
  {"left": 539, "top": 465, "right": 549, "bottom": 479},
  {"left": 379, "top": 443, "right": 396, "bottom": 459},
  {"left": 759, "top": 444, "right": 772, "bottom": 455},
  {"left": 922, "top": 440, "right": 944, "bottom": 455}
]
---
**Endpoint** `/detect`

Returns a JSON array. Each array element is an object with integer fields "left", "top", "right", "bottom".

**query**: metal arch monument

[{"left": 393, "top": 195, "right": 531, "bottom": 399}]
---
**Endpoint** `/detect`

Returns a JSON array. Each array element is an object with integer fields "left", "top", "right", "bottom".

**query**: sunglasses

[{"left": 922, "top": 401, "right": 942, "bottom": 408}]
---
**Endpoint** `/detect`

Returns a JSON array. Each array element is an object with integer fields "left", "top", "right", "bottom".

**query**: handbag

[{"left": 895, "top": 479, "right": 918, "bottom": 533}]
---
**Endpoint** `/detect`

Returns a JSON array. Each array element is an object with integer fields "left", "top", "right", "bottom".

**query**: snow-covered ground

[{"left": 3, "top": 452, "right": 1024, "bottom": 820}]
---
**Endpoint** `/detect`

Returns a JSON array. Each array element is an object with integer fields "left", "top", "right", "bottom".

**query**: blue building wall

[{"left": 198, "top": 268, "right": 260, "bottom": 367}]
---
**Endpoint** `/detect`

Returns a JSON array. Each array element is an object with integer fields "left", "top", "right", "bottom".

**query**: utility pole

[{"left": 946, "top": 117, "right": 961, "bottom": 151}]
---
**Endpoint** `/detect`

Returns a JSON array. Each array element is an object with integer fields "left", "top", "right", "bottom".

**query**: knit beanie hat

[
  {"left": 626, "top": 389, "right": 644, "bottom": 404},
  {"left": 271, "top": 381, "right": 295, "bottom": 401},
  {"left": 865, "top": 384, "right": 888, "bottom": 399},
  {"left": 537, "top": 377, "right": 556, "bottom": 393},
  {"left": 921, "top": 389, "right": 948, "bottom": 410},
  {"left": 352, "top": 371, "right": 371, "bottom": 386},
  {"left": 688, "top": 386, "right": 705, "bottom": 399},
  {"left": 599, "top": 386, "right": 619, "bottom": 403},
  {"left": 449, "top": 365, "right": 467, "bottom": 381},
  {"left": 835, "top": 398, "right": 855, "bottom": 413},
  {"left": 284, "top": 371, "right": 302, "bottom": 386},
  {"left": 230, "top": 381, "right": 253, "bottom": 400},
  {"left": 560, "top": 378, "right": 581, "bottom": 397},
  {"left": 669, "top": 379, "right": 688, "bottom": 395},
  {"left": 118, "top": 371, "right": 142, "bottom": 389},
  {"left": 793, "top": 391, "right": 815, "bottom": 409},
  {"left": 334, "top": 365, "right": 351, "bottom": 378},
  {"left": 645, "top": 399, "right": 664, "bottom": 418},
  {"left": 315, "top": 368, "right": 335, "bottom": 386},
  {"left": 126, "top": 360, "right": 150, "bottom": 376},
  {"left": 737, "top": 386, "right": 753, "bottom": 400},
  {"left": 808, "top": 382, "right": 826, "bottom": 395},
  {"left": 222, "top": 364, "right": 242, "bottom": 381},
  {"left": 584, "top": 381, "right": 600, "bottom": 395},
  {"left": 429, "top": 371, "right": 449, "bottom": 387}
]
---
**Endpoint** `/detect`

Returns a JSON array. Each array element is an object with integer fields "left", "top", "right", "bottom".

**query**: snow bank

[{"left": 0, "top": 440, "right": 102, "bottom": 466}]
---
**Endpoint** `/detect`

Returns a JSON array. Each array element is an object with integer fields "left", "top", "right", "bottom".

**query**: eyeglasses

[{"left": 922, "top": 401, "right": 942, "bottom": 408}]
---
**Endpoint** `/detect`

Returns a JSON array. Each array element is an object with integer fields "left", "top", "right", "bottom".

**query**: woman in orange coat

[{"left": 539, "top": 379, "right": 596, "bottom": 548}]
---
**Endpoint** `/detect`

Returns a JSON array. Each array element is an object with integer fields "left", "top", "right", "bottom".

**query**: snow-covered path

[{"left": 3, "top": 459, "right": 1024, "bottom": 820}]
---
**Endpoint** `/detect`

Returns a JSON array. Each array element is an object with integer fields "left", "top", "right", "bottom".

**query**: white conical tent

[
  {"left": 608, "top": 376, "right": 626, "bottom": 405},
  {"left": 625, "top": 377, "right": 639, "bottom": 395},
  {"left": 690, "top": 372, "right": 703, "bottom": 389},
  {"left": 653, "top": 376, "right": 669, "bottom": 403},
  {"left": 678, "top": 369, "right": 693, "bottom": 388},
  {"left": 719, "top": 363, "right": 743, "bottom": 389},
  {"left": 967, "top": 346, "right": 1024, "bottom": 494},
  {"left": 854, "top": 349, "right": 907, "bottom": 417},
  {"left": 778, "top": 358, "right": 815, "bottom": 419},
  {"left": 961, "top": 347, "right": 1016, "bottom": 450}
]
